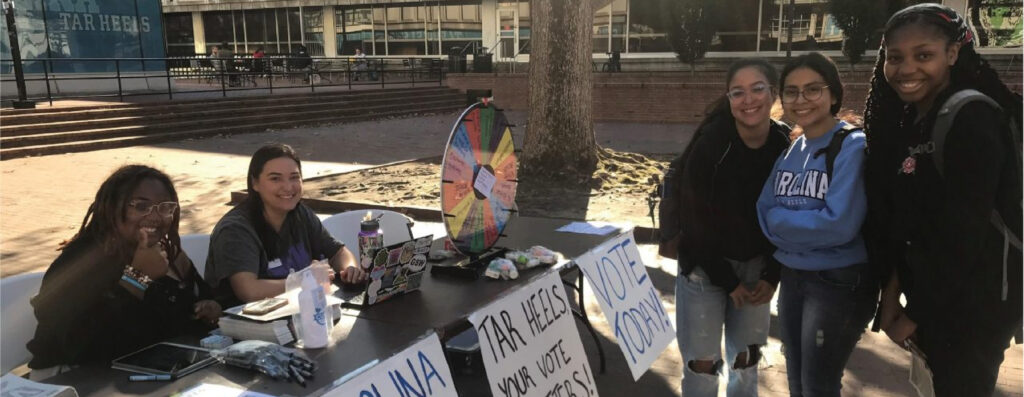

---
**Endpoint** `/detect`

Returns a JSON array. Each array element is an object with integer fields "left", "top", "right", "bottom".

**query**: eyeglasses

[
  {"left": 781, "top": 85, "right": 829, "bottom": 103},
  {"left": 127, "top": 200, "right": 179, "bottom": 217},
  {"left": 726, "top": 83, "right": 771, "bottom": 102}
]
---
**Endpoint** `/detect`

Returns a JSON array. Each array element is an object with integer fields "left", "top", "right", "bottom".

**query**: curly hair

[{"left": 69, "top": 165, "right": 182, "bottom": 262}]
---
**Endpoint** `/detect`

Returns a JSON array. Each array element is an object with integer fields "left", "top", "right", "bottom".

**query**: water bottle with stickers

[{"left": 358, "top": 211, "right": 383, "bottom": 270}]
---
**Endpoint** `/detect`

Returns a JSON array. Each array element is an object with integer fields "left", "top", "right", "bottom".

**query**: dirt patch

[{"left": 303, "top": 148, "right": 673, "bottom": 229}]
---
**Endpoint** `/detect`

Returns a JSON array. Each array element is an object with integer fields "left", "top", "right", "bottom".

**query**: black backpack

[{"left": 929, "top": 89, "right": 1023, "bottom": 303}]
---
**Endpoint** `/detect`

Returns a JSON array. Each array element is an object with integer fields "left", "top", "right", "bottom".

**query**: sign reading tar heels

[{"left": 56, "top": 12, "right": 152, "bottom": 32}]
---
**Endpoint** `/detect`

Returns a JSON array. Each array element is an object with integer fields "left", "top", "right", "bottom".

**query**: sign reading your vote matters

[
  {"left": 575, "top": 230, "right": 674, "bottom": 380},
  {"left": 469, "top": 272, "right": 599, "bottom": 397}
]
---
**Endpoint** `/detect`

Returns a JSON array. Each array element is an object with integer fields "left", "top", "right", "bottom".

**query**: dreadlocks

[{"left": 69, "top": 164, "right": 182, "bottom": 262}]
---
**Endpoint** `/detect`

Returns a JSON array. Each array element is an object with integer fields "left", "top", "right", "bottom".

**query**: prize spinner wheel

[{"left": 440, "top": 101, "right": 518, "bottom": 255}]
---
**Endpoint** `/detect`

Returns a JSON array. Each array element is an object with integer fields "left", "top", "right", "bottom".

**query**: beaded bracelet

[
  {"left": 120, "top": 274, "right": 148, "bottom": 292},
  {"left": 122, "top": 265, "right": 153, "bottom": 286}
]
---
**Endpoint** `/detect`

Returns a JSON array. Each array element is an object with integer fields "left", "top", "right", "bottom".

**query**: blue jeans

[
  {"left": 777, "top": 263, "right": 878, "bottom": 397},
  {"left": 676, "top": 256, "right": 771, "bottom": 397}
]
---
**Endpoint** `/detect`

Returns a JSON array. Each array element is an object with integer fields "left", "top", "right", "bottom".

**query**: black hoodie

[
  {"left": 868, "top": 85, "right": 1022, "bottom": 334},
  {"left": 676, "top": 115, "right": 790, "bottom": 291}
]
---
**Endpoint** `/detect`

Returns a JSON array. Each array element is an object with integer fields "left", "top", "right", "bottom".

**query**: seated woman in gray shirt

[{"left": 206, "top": 143, "right": 367, "bottom": 306}]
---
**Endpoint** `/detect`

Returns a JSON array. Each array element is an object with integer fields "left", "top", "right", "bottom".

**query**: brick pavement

[{"left": 0, "top": 113, "right": 1019, "bottom": 396}]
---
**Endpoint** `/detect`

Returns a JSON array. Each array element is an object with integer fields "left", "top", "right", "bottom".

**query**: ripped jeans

[
  {"left": 676, "top": 256, "right": 770, "bottom": 397},
  {"left": 777, "top": 263, "right": 878, "bottom": 397}
]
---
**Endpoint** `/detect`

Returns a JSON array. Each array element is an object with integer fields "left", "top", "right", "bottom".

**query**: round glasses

[
  {"left": 781, "top": 85, "right": 829, "bottom": 103},
  {"left": 726, "top": 83, "right": 771, "bottom": 102},
  {"left": 127, "top": 200, "right": 179, "bottom": 217}
]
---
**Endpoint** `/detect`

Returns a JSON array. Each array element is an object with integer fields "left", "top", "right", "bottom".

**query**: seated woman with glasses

[
  {"left": 755, "top": 53, "right": 878, "bottom": 396},
  {"left": 26, "top": 165, "right": 220, "bottom": 380},
  {"left": 665, "top": 59, "right": 790, "bottom": 397},
  {"left": 205, "top": 143, "right": 366, "bottom": 307}
]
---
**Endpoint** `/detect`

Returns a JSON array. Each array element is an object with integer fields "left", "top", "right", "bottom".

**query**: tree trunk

[{"left": 521, "top": 0, "right": 598, "bottom": 182}]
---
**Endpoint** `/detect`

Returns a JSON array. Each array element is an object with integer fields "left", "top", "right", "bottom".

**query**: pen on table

[{"left": 129, "top": 374, "right": 174, "bottom": 382}]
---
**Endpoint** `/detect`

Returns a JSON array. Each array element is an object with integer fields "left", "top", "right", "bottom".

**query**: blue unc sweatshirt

[{"left": 756, "top": 121, "right": 868, "bottom": 271}]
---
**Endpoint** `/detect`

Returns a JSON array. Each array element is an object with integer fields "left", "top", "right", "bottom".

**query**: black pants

[{"left": 917, "top": 318, "right": 1019, "bottom": 397}]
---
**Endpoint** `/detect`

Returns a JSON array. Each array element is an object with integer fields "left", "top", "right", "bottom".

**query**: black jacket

[
  {"left": 27, "top": 235, "right": 213, "bottom": 369},
  {"left": 868, "top": 85, "right": 1022, "bottom": 334},
  {"left": 676, "top": 116, "right": 790, "bottom": 291}
]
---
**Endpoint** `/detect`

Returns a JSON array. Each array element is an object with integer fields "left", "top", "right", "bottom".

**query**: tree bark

[{"left": 521, "top": 0, "right": 598, "bottom": 182}]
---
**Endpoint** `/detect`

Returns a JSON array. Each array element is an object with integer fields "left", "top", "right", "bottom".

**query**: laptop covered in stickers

[{"left": 340, "top": 234, "right": 433, "bottom": 309}]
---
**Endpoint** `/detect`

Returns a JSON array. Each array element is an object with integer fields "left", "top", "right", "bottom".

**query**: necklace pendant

[{"left": 900, "top": 155, "right": 917, "bottom": 175}]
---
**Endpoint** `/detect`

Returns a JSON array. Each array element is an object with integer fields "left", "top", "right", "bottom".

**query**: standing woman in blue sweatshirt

[
  {"left": 674, "top": 59, "right": 790, "bottom": 397},
  {"left": 756, "top": 53, "right": 877, "bottom": 397}
]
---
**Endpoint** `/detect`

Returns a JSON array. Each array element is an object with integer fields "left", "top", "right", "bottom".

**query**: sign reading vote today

[
  {"left": 575, "top": 231, "right": 674, "bottom": 380},
  {"left": 329, "top": 333, "right": 457, "bottom": 397},
  {"left": 469, "top": 272, "right": 599, "bottom": 397}
]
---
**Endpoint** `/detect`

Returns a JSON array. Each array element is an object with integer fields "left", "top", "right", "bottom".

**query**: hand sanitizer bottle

[{"left": 297, "top": 271, "right": 329, "bottom": 348}]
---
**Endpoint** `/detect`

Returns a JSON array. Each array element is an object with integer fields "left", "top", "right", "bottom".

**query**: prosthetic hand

[{"left": 212, "top": 340, "right": 317, "bottom": 386}]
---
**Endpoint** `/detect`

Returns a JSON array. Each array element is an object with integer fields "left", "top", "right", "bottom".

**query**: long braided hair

[
  {"left": 68, "top": 165, "right": 183, "bottom": 263},
  {"left": 864, "top": 3, "right": 1023, "bottom": 173}
]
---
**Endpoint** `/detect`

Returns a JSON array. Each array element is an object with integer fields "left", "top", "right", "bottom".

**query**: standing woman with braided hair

[{"left": 864, "top": 4, "right": 1022, "bottom": 395}]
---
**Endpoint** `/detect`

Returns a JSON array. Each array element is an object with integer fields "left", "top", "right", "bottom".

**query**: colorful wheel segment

[{"left": 440, "top": 102, "right": 518, "bottom": 255}]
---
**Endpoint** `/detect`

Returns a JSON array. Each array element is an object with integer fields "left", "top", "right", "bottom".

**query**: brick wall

[{"left": 447, "top": 71, "right": 1023, "bottom": 123}]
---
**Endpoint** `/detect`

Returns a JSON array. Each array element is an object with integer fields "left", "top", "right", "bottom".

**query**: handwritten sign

[
  {"left": 468, "top": 272, "right": 599, "bottom": 397},
  {"left": 575, "top": 231, "right": 674, "bottom": 380},
  {"left": 328, "top": 333, "right": 457, "bottom": 397}
]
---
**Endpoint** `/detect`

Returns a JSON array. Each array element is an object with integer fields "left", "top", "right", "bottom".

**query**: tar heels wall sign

[
  {"left": 0, "top": 0, "right": 167, "bottom": 73},
  {"left": 575, "top": 231, "right": 675, "bottom": 381}
]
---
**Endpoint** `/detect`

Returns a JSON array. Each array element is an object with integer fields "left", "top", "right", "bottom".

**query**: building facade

[{"left": 160, "top": 0, "right": 1021, "bottom": 60}]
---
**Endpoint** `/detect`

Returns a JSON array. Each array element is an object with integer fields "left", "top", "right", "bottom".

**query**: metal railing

[{"left": 0, "top": 55, "right": 447, "bottom": 106}]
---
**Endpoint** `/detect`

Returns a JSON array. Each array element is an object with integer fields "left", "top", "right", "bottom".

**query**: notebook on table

[{"left": 340, "top": 235, "right": 433, "bottom": 309}]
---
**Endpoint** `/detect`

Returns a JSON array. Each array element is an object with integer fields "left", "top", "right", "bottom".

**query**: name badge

[{"left": 267, "top": 258, "right": 283, "bottom": 270}]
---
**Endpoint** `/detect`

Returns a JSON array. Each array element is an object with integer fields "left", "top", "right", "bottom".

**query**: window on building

[
  {"left": 164, "top": 12, "right": 195, "bottom": 57},
  {"left": 303, "top": 7, "right": 324, "bottom": 56}
]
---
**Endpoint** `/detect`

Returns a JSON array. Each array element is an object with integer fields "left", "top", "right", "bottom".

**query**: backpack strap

[
  {"left": 932, "top": 89, "right": 1003, "bottom": 178},
  {"left": 812, "top": 123, "right": 861, "bottom": 179}
]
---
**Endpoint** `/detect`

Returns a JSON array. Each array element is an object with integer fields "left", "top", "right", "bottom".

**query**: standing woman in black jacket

[
  {"left": 672, "top": 59, "right": 790, "bottom": 397},
  {"left": 864, "top": 4, "right": 1022, "bottom": 396}
]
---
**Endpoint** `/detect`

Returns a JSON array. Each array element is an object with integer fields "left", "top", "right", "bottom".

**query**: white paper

[
  {"left": 575, "top": 230, "right": 675, "bottom": 381},
  {"left": 473, "top": 167, "right": 496, "bottom": 199},
  {"left": 0, "top": 373, "right": 78, "bottom": 397},
  {"left": 326, "top": 333, "right": 457, "bottom": 397},
  {"left": 177, "top": 383, "right": 276, "bottom": 397},
  {"left": 555, "top": 222, "right": 619, "bottom": 236},
  {"left": 468, "top": 272, "right": 600, "bottom": 397}
]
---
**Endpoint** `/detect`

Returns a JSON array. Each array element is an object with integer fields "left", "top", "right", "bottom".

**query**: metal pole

[
  {"left": 756, "top": 0, "right": 763, "bottom": 52},
  {"left": 379, "top": 58, "right": 384, "bottom": 88},
  {"left": 3, "top": 0, "right": 34, "bottom": 108},
  {"left": 786, "top": 0, "right": 794, "bottom": 58},
  {"left": 116, "top": 59, "right": 124, "bottom": 102},
  {"left": 42, "top": 59, "right": 51, "bottom": 106}
]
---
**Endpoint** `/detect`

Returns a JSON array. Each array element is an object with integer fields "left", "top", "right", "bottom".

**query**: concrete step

[
  {"left": 1, "top": 102, "right": 465, "bottom": 159},
  {"left": 1, "top": 97, "right": 464, "bottom": 149},
  {"left": 1, "top": 92, "right": 462, "bottom": 136},
  {"left": 0, "top": 87, "right": 457, "bottom": 125}
]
